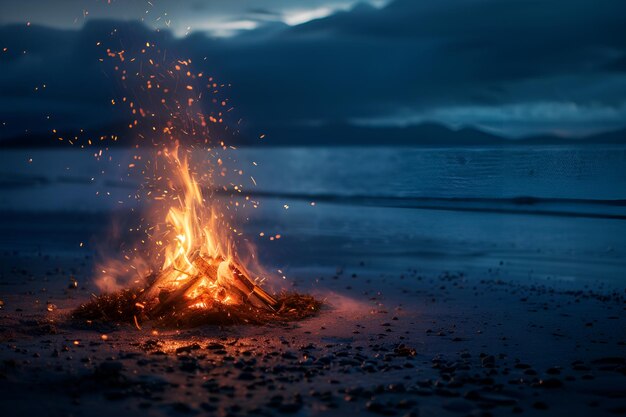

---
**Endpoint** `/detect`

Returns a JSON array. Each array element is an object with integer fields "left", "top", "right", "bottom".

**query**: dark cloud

[
  {"left": 246, "top": 8, "right": 282, "bottom": 17},
  {"left": 1, "top": 0, "right": 626, "bottom": 141},
  {"left": 210, "top": 0, "right": 626, "bottom": 134}
]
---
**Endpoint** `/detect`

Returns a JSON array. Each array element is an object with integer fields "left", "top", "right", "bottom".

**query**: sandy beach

[{"left": 1, "top": 203, "right": 624, "bottom": 417}]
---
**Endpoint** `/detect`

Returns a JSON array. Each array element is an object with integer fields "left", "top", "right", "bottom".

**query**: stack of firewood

[{"left": 139, "top": 252, "right": 278, "bottom": 317}]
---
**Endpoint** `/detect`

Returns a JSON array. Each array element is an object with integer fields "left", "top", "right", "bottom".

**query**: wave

[
  {"left": 2, "top": 172, "right": 624, "bottom": 219},
  {"left": 214, "top": 189, "right": 626, "bottom": 220}
]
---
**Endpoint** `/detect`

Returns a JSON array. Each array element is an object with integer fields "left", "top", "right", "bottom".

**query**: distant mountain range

[
  {"left": 254, "top": 122, "right": 626, "bottom": 146},
  {"left": 1, "top": 121, "right": 625, "bottom": 148}
]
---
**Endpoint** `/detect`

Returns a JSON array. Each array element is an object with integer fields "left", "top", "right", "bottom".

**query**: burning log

[
  {"left": 138, "top": 252, "right": 278, "bottom": 318},
  {"left": 193, "top": 255, "right": 219, "bottom": 279},
  {"left": 78, "top": 147, "right": 311, "bottom": 328},
  {"left": 148, "top": 275, "right": 200, "bottom": 317},
  {"left": 191, "top": 254, "right": 278, "bottom": 310},
  {"left": 194, "top": 256, "right": 278, "bottom": 310},
  {"left": 229, "top": 265, "right": 278, "bottom": 310}
]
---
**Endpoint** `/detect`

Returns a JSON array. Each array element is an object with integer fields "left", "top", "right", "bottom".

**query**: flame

[
  {"left": 96, "top": 144, "right": 276, "bottom": 315},
  {"left": 91, "top": 45, "right": 277, "bottom": 315},
  {"left": 154, "top": 146, "right": 233, "bottom": 305},
  {"left": 135, "top": 145, "right": 275, "bottom": 312}
]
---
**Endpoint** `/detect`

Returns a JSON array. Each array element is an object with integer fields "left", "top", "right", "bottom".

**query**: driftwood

[
  {"left": 229, "top": 265, "right": 278, "bottom": 310},
  {"left": 138, "top": 252, "right": 278, "bottom": 317},
  {"left": 148, "top": 275, "right": 199, "bottom": 317}
]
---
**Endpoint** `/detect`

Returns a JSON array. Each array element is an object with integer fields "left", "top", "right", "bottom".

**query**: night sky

[{"left": 1, "top": 0, "right": 626, "bottom": 141}]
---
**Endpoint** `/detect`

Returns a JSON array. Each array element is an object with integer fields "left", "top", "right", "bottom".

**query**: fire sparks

[
  {"left": 85, "top": 32, "right": 286, "bottom": 319},
  {"left": 131, "top": 145, "right": 278, "bottom": 314},
  {"left": 80, "top": 142, "right": 324, "bottom": 326},
  {"left": 46, "top": 20, "right": 323, "bottom": 327}
]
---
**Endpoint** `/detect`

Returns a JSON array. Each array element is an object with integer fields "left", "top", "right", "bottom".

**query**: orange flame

[
  {"left": 157, "top": 146, "right": 234, "bottom": 302},
  {"left": 93, "top": 48, "right": 276, "bottom": 313},
  {"left": 97, "top": 144, "right": 275, "bottom": 312}
]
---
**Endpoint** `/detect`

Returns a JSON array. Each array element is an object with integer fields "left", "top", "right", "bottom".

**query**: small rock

[
  {"left": 206, "top": 343, "right": 225, "bottom": 350},
  {"left": 238, "top": 372, "right": 255, "bottom": 381},
  {"left": 481, "top": 356, "right": 495, "bottom": 368},
  {"left": 537, "top": 378, "right": 563, "bottom": 389},
  {"left": 175, "top": 343, "right": 201, "bottom": 354},
  {"left": 96, "top": 361, "right": 123, "bottom": 377},
  {"left": 278, "top": 403, "right": 303, "bottom": 413},
  {"left": 366, "top": 401, "right": 393, "bottom": 415}
]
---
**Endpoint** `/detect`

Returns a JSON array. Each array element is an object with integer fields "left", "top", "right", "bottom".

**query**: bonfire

[
  {"left": 74, "top": 146, "right": 320, "bottom": 327},
  {"left": 71, "top": 44, "right": 320, "bottom": 327}
]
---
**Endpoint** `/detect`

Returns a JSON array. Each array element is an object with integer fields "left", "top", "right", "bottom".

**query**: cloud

[
  {"left": 353, "top": 101, "right": 626, "bottom": 137},
  {"left": 0, "top": 0, "right": 384, "bottom": 35},
  {"left": 1, "top": 0, "right": 626, "bottom": 140},
  {"left": 216, "top": 0, "right": 626, "bottom": 135}
]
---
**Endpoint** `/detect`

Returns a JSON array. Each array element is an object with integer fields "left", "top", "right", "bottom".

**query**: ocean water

[
  {"left": 1, "top": 146, "right": 625, "bottom": 285},
  {"left": 229, "top": 146, "right": 626, "bottom": 200},
  {"left": 1, "top": 146, "right": 625, "bottom": 214}
]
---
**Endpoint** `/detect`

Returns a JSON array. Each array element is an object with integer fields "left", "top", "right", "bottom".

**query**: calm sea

[
  {"left": 1, "top": 146, "right": 625, "bottom": 285},
  {"left": 1, "top": 146, "right": 624, "bottom": 214}
]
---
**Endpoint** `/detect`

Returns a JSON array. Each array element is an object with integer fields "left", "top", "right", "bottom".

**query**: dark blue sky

[{"left": 1, "top": 0, "right": 626, "bottom": 140}]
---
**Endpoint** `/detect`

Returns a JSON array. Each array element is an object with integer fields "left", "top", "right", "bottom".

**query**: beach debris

[{"left": 74, "top": 290, "right": 320, "bottom": 327}]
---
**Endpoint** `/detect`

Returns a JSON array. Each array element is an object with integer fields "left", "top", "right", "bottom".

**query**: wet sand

[{"left": 1, "top": 207, "right": 625, "bottom": 417}]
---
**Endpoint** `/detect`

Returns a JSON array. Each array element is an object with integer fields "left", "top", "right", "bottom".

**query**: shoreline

[{"left": 1, "top": 240, "right": 625, "bottom": 416}]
